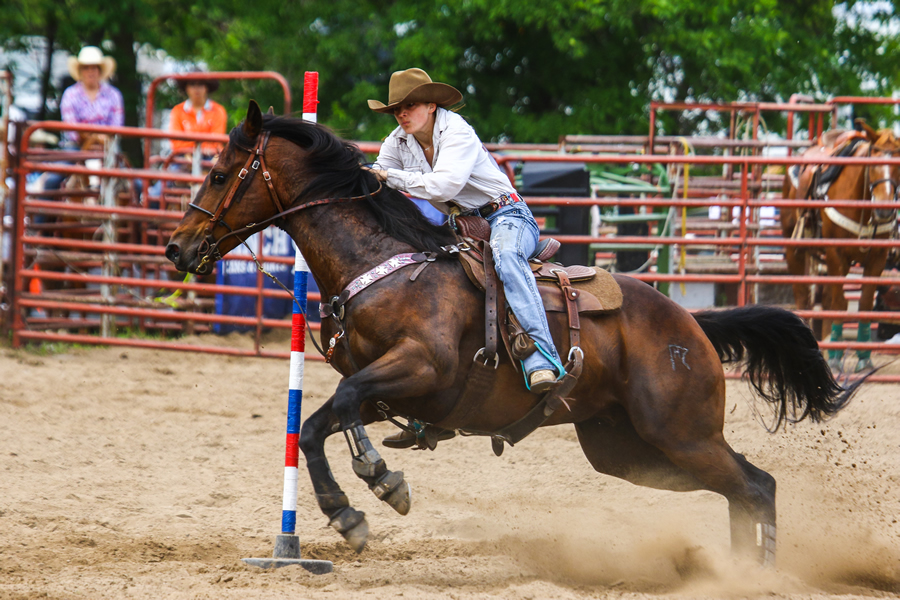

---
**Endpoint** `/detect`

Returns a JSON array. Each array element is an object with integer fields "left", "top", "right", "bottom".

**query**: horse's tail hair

[{"left": 693, "top": 305, "right": 870, "bottom": 430}]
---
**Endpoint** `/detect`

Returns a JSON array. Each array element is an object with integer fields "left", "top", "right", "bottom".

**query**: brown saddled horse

[
  {"left": 167, "top": 102, "right": 867, "bottom": 567},
  {"left": 781, "top": 120, "right": 900, "bottom": 372}
]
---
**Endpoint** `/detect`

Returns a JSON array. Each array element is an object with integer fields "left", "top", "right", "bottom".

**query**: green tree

[{"left": 182, "top": 0, "right": 900, "bottom": 141}]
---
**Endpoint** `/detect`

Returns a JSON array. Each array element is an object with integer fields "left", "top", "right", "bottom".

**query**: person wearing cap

[
  {"left": 168, "top": 75, "right": 227, "bottom": 158},
  {"left": 59, "top": 46, "right": 124, "bottom": 148},
  {"left": 368, "top": 68, "right": 566, "bottom": 415}
]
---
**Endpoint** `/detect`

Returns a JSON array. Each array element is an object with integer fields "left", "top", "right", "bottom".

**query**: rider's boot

[
  {"left": 382, "top": 422, "right": 455, "bottom": 449},
  {"left": 382, "top": 429, "right": 417, "bottom": 449},
  {"left": 528, "top": 369, "right": 557, "bottom": 394}
]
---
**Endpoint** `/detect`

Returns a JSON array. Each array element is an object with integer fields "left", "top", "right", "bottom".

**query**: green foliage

[{"left": 3, "top": 0, "right": 900, "bottom": 141}]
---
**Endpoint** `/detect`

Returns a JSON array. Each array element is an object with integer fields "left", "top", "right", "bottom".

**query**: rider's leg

[{"left": 487, "top": 204, "right": 565, "bottom": 391}]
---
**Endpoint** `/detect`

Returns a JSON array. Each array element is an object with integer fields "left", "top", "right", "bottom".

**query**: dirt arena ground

[{"left": 1, "top": 336, "right": 898, "bottom": 599}]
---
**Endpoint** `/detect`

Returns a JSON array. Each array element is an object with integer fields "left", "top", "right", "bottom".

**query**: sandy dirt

[{"left": 1, "top": 335, "right": 899, "bottom": 600}]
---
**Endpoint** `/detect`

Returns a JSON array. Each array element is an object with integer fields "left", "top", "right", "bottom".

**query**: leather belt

[{"left": 474, "top": 192, "right": 524, "bottom": 218}]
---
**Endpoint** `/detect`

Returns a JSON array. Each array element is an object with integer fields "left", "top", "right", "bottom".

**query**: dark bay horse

[
  {"left": 166, "top": 101, "right": 865, "bottom": 567},
  {"left": 781, "top": 121, "right": 900, "bottom": 372}
]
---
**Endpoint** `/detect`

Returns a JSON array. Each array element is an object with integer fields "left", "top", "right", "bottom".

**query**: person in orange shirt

[{"left": 169, "top": 75, "right": 227, "bottom": 158}]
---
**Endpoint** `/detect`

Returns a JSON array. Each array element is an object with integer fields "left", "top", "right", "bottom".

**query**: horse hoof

[
  {"left": 371, "top": 470, "right": 412, "bottom": 516},
  {"left": 329, "top": 507, "right": 369, "bottom": 553},
  {"left": 342, "top": 519, "right": 369, "bottom": 553},
  {"left": 385, "top": 480, "right": 412, "bottom": 515}
]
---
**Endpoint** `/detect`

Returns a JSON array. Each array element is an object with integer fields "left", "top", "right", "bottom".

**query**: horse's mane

[{"left": 230, "top": 115, "right": 456, "bottom": 253}]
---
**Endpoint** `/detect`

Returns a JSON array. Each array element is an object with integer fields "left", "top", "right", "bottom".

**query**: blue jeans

[{"left": 485, "top": 203, "right": 565, "bottom": 380}]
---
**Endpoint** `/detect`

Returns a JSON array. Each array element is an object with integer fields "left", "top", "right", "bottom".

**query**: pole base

[
  {"left": 241, "top": 534, "right": 333, "bottom": 574},
  {"left": 241, "top": 557, "right": 333, "bottom": 574}
]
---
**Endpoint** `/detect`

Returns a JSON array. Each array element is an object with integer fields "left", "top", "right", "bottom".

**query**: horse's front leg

[
  {"left": 298, "top": 397, "right": 372, "bottom": 552},
  {"left": 329, "top": 341, "right": 449, "bottom": 550}
]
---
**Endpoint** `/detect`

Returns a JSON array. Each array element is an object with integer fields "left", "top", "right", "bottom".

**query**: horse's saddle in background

[
  {"left": 453, "top": 215, "right": 623, "bottom": 314},
  {"left": 788, "top": 131, "right": 867, "bottom": 200}
]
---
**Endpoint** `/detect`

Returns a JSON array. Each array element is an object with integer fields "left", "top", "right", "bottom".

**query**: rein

[
  {"left": 188, "top": 131, "right": 382, "bottom": 273},
  {"left": 186, "top": 129, "right": 384, "bottom": 358}
]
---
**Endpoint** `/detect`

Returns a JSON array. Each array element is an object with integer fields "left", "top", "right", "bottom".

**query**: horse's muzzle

[
  {"left": 164, "top": 240, "right": 203, "bottom": 273},
  {"left": 164, "top": 241, "right": 181, "bottom": 265}
]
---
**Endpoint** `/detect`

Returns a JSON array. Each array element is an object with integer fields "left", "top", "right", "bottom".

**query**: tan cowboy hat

[
  {"left": 367, "top": 68, "right": 462, "bottom": 114},
  {"left": 67, "top": 46, "right": 116, "bottom": 81}
]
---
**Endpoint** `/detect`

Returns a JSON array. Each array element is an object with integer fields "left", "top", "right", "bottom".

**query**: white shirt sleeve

[
  {"left": 372, "top": 135, "right": 404, "bottom": 171},
  {"left": 384, "top": 124, "right": 481, "bottom": 204}
]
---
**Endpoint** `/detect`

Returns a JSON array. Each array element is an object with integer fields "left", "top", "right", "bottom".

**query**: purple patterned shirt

[{"left": 59, "top": 82, "right": 124, "bottom": 143}]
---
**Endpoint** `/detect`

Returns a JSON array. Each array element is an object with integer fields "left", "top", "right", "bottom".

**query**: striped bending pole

[
  {"left": 280, "top": 248, "right": 308, "bottom": 539},
  {"left": 280, "top": 72, "right": 318, "bottom": 538},
  {"left": 244, "top": 72, "right": 331, "bottom": 573}
]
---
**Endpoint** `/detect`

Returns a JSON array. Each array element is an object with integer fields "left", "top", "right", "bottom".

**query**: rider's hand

[{"left": 362, "top": 166, "right": 387, "bottom": 182}]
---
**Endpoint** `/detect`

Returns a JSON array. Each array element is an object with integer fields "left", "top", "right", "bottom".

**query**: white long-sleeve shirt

[{"left": 373, "top": 108, "right": 516, "bottom": 214}]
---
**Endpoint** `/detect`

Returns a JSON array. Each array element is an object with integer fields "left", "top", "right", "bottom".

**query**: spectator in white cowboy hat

[
  {"left": 59, "top": 46, "right": 124, "bottom": 149},
  {"left": 367, "top": 68, "right": 566, "bottom": 447},
  {"left": 41, "top": 46, "right": 125, "bottom": 207}
]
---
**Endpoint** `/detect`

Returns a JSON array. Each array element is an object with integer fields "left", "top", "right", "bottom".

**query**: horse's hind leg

[
  {"left": 575, "top": 407, "right": 707, "bottom": 492},
  {"left": 654, "top": 432, "right": 776, "bottom": 565},
  {"left": 577, "top": 410, "right": 776, "bottom": 565},
  {"left": 729, "top": 452, "right": 777, "bottom": 565}
]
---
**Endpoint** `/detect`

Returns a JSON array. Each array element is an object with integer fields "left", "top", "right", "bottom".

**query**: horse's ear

[
  {"left": 266, "top": 106, "right": 275, "bottom": 115},
  {"left": 855, "top": 118, "right": 878, "bottom": 141},
  {"left": 243, "top": 100, "right": 263, "bottom": 139}
]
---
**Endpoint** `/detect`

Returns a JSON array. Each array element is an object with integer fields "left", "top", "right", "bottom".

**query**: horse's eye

[{"left": 212, "top": 172, "right": 227, "bottom": 185}]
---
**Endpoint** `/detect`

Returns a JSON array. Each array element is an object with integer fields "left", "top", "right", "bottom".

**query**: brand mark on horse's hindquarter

[{"left": 668, "top": 345, "right": 691, "bottom": 371}]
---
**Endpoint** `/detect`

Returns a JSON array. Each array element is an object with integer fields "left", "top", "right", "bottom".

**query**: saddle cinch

[{"left": 434, "top": 214, "right": 623, "bottom": 456}]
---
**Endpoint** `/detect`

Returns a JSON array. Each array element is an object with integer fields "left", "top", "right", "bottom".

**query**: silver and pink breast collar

[{"left": 319, "top": 252, "right": 436, "bottom": 319}]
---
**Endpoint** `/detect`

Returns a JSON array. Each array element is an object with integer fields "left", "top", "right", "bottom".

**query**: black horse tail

[{"left": 693, "top": 305, "right": 869, "bottom": 429}]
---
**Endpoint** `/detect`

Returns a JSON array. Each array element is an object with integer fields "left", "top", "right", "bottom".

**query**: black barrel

[{"left": 520, "top": 162, "right": 591, "bottom": 266}]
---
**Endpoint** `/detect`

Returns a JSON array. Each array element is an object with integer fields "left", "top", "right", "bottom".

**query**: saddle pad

[{"left": 562, "top": 267, "right": 622, "bottom": 312}]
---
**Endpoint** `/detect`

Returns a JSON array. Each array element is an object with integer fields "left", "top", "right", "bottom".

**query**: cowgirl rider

[{"left": 366, "top": 68, "right": 566, "bottom": 433}]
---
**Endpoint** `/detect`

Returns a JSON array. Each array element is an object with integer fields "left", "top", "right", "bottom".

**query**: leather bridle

[
  {"left": 867, "top": 147, "right": 900, "bottom": 203},
  {"left": 187, "top": 130, "right": 381, "bottom": 272}
]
